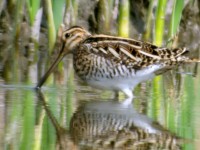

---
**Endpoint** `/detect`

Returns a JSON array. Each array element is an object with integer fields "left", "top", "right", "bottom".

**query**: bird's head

[
  {"left": 36, "top": 26, "right": 91, "bottom": 88},
  {"left": 60, "top": 26, "right": 91, "bottom": 55}
]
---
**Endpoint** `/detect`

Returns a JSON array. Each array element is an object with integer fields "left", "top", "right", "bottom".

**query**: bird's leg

[
  {"left": 121, "top": 88, "right": 134, "bottom": 106},
  {"left": 122, "top": 88, "right": 134, "bottom": 99},
  {"left": 113, "top": 91, "right": 119, "bottom": 100}
]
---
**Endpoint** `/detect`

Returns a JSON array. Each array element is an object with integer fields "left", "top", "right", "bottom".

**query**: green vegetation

[
  {"left": 154, "top": 0, "right": 167, "bottom": 46},
  {"left": 45, "top": 0, "right": 56, "bottom": 52},
  {"left": 169, "top": 0, "right": 184, "bottom": 41},
  {"left": 0, "top": 0, "right": 199, "bottom": 150},
  {"left": 0, "top": 0, "right": 186, "bottom": 50},
  {"left": 26, "top": 0, "right": 40, "bottom": 26},
  {"left": 118, "top": 0, "right": 129, "bottom": 37}
]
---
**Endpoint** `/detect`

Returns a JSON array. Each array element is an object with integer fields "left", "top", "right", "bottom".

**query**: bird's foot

[
  {"left": 113, "top": 91, "right": 119, "bottom": 100},
  {"left": 121, "top": 88, "right": 134, "bottom": 106}
]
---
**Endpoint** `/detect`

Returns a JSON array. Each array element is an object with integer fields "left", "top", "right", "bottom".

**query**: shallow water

[{"left": 0, "top": 40, "right": 200, "bottom": 150}]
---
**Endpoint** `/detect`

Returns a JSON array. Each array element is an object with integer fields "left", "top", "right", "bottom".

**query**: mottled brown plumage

[
  {"left": 36, "top": 26, "right": 200, "bottom": 98},
  {"left": 70, "top": 101, "right": 182, "bottom": 150}
]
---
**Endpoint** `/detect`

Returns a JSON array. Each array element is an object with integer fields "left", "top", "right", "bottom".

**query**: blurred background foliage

[
  {"left": 0, "top": 0, "right": 200, "bottom": 149},
  {"left": 0, "top": 0, "right": 199, "bottom": 51}
]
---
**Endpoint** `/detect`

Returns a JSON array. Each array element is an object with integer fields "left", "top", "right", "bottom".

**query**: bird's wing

[{"left": 82, "top": 35, "right": 188, "bottom": 68}]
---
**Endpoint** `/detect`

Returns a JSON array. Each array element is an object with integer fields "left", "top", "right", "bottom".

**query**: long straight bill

[{"left": 36, "top": 44, "right": 65, "bottom": 88}]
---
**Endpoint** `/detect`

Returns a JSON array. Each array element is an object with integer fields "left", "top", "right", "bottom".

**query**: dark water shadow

[{"left": 35, "top": 89, "right": 184, "bottom": 150}]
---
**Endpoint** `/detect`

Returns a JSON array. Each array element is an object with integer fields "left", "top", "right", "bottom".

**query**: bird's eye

[{"left": 65, "top": 33, "right": 70, "bottom": 38}]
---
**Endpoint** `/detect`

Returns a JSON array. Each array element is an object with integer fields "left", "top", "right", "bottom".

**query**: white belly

[{"left": 86, "top": 64, "right": 161, "bottom": 91}]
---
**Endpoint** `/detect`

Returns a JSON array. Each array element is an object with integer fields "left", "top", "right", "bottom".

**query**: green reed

[
  {"left": 64, "top": 0, "right": 79, "bottom": 27},
  {"left": 148, "top": 76, "right": 163, "bottom": 120},
  {"left": 71, "top": 0, "right": 79, "bottom": 25},
  {"left": 52, "top": 0, "right": 65, "bottom": 32},
  {"left": 194, "top": 71, "right": 200, "bottom": 149},
  {"left": 66, "top": 70, "right": 74, "bottom": 128},
  {"left": 45, "top": 0, "right": 56, "bottom": 52},
  {"left": 9, "top": 0, "right": 67, "bottom": 49},
  {"left": 33, "top": 109, "right": 44, "bottom": 150},
  {"left": 181, "top": 76, "right": 195, "bottom": 150},
  {"left": 40, "top": 90, "right": 59, "bottom": 150},
  {"left": 154, "top": 0, "right": 167, "bottom": 46},
  {"left": 97, "top": 0, "right": 115, "bottom": 34},
  {"left": 149, "top": 0, "right": 167, "bottom": 121},
  {"left": 42, "top": 0, "right": 66, "bottom": 52},
  {"left": 26, "top": 0, "right": 41, "bottom": 26},
  {"left": 164, "top": 73, "right": 182, "bottom": 131},
  {"left": 65, "top": 0, "right": 71, "bottom": 26},
  {"left": 26, "top": 0, "right": 42, "bottom": 44},
  {"left": 149, "top": 0, "right": 185, "bottom": 128},
  {"left": 169, "top": 0, "right": 184, "bottom": 38},
  {"left": 144, "top": 0, "right": 154, "bottom": 40},
  {"left": 97, "top": 0, "right": 110, "bottom": 33},
  {"left": 168, "top": 0, "right": 184, "bottom": 47},
  {"left": 12, "top": 0, "right": 26, "bottom": 41},
  {"left": 20, "top": 91, "right": 35, "bottom": 150},
  {"left": 4, "top": 90, "right": 23, "bottom": 149},
  {"left": 118, "top": 0, "right": 129, "bottom": 37},
  {"left": 41, "top": 115, "right": 56, "bottom": 150}
]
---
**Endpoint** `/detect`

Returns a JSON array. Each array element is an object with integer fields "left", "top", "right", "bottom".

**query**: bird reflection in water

[
  {"left": 70, "top": 100, "right": 182, "bottom": 150},
  {"left": 36, "top": 90, "right": 183, "bottom": 150}
]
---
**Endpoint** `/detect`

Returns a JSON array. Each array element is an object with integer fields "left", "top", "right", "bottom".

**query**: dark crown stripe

[
  {"left": 85, "top": 35, "right": 143, "bottom": 46},
  {"left": 63, "top": 27, "right": 86, "bottom": 34}
]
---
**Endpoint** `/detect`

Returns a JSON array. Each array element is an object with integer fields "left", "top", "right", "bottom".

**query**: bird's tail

[
  {"left": 185, "top": 58, "right": 200, "bottom": 63},
  {"left": 174, "top": 47, "right": 200, "bottom": 63}
]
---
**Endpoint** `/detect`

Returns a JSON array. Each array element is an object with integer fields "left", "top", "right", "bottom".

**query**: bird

[
  {"left": 70, "top": 100, "right": 182, "bottom": 150},
  {"left": 36, "top": 26, "right": 200, "bottom": 99}
]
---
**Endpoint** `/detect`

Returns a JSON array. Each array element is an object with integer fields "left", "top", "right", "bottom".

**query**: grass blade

[
  {"left": 154, "top": 0, "right": 167, "bottom": 46},
  {"left": 144, "top": 0, "right": 154, "bottom": 40},
  {"left": 45, "top": 0, "right": 56, "bottom": 52},
  {"left": 118, "top": 0, "right": 129, "bottom": 37},
  {"left": 168, "top": 0, "right": 184, "bottom": 46},
  {"left": 26, "top": 0, "right": 41, "bottom": 26},
  {"left": 52, "top": 0, "right": 65, "bottom": 32}
]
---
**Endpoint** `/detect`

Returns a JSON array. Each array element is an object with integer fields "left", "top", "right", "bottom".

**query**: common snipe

[
  {"left": 36, "top": 26, "right": 200, "bottom": 99},
  {"left": 70, "top": 100, "right": 182, "bottom": 150}
]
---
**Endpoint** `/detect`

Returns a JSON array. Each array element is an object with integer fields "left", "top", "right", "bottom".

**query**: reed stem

[
  {"left": 45, "top": 0, "right": 56, "bottom": 52},
  {"left": 118, "top": 0, "right": 129, "bottom": 37},
  {"left": 154, "top": 0, "right": 167, "bottom": 46}
]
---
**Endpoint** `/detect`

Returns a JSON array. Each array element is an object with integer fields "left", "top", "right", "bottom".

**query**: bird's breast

[{"left": 73, "top": 52, "right": 134, "bottom": 81}]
